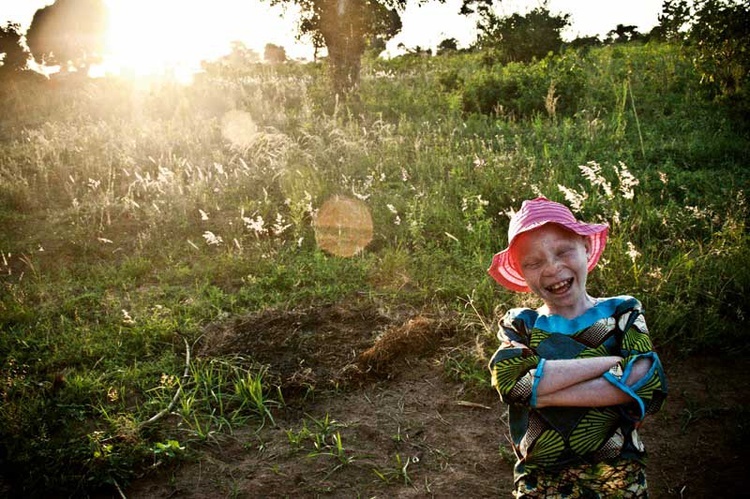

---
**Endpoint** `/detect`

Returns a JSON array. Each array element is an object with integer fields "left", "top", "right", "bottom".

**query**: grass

[{"left": 0, "top": 40, "right": 749, "bottom": 495}]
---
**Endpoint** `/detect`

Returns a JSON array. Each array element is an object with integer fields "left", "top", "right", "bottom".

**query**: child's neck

[{"left": 538, "top": 295, "right": 598, "bottom": 319}]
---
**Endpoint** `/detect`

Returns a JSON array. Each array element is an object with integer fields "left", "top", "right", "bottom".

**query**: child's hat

[{"left": 488, "top": 196, "right": 609, "bottom": 292}]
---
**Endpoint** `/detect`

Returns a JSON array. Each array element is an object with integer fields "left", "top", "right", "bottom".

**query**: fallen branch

[{"left": 139, "top": 337, "right": 191, "bottom": 430}]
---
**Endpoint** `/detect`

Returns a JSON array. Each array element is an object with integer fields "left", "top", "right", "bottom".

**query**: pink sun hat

[{"left": 488, "top": 196, "right": 609, "bottom": 292}]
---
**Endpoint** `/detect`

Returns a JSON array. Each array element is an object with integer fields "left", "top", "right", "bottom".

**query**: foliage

[
  {"left": 472, "top": 3, "right": 570, "bottom": 64},
  {"left": 653, "top": 0, "right": 693, "bottom": 41},
  {"left": 436, "top": 37, "right": 459, "bottom": 55},
  {"left": 264, "top": 43, "right": 288, "bottom": 64},
  {"left": 272, "top": 0, "right": 404, "bottom": 97},
  {"left": 460, "top": 53, "right": 585, "bottom": 118},
  {"left": 688, "top": 0, "right": 750, "bottom": 97},
  {"left": 26, "top": 0, "right": 108, "bottom": 72},
  {"left": 657, "top": 0, "right": 750, "bottom": 117},
  {"left": 0, "top": 22, "right": 29, "bottom": 73},
  {"left": 0, "top": 40, "right": 749, "bottom": 495},
  {"left": 606, "top": 24, "right": 646, "bottom": 44}
]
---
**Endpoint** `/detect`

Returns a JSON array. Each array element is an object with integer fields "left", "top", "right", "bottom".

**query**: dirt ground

[{"left": 124, "top": 303, "right": 749, "bottom": 498}]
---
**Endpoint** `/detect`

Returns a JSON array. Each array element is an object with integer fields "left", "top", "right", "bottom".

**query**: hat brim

[{"left": 488, "top": 221, "right": 608, "bottom": 292}]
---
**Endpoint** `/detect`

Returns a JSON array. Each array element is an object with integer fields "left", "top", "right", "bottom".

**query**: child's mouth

[{"left": 546, "top": 278, "right": 573, "bottom": 294}]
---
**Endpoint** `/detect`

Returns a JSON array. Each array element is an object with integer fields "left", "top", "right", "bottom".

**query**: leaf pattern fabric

[{"left": 488, "top": 296, "right": 668, "bottom": 489}]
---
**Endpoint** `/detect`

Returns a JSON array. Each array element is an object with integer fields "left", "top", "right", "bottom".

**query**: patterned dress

[{"left": 488, "top": 296, "right": 668, "bottom": 497}]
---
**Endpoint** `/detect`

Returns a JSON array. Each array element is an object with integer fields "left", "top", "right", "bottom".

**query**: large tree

[
  {"left": 0, "top": 22, "right": 29, "bottom": 73},
  {"left": 26, "top": 0, "right": 108, "bottom": 73},
  {"left": 270, "top": 0, "right": 403, "bottom": 97}
]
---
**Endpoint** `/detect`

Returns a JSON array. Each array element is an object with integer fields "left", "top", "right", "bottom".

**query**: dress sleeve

[
  {"left": 602, "top": 299, "right": 668, "bottom": 420},
  {"left": 488, "top": 309, "right": 543, "bottom": 406}
]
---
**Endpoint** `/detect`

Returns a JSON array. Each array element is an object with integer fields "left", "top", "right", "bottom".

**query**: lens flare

[
  {"left": 221, "top": 110, "right": 259, "bottom": 149},
  {"left": 314, "top": 196, "right": 373, "bottom": 257}
]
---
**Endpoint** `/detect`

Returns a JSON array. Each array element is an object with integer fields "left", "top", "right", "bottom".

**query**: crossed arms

[{"left": 525, "top": 349, "right": 653, "bottom": 408}]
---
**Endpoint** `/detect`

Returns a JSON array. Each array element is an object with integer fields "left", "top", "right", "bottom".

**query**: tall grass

[{"left": 0, "top": 41, "right": 748, "bottom": 495}]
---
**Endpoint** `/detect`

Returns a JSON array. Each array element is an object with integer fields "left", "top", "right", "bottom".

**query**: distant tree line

[{"left": 0, "top": 0, "right": 748, "bottom": 104}]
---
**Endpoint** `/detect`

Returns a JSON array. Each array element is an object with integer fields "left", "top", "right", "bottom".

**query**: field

[{"left": 1, "top": 41, "right": 749, "bottom": 497}]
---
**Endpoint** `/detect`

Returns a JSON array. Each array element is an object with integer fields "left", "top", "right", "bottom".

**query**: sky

[{"left": 0, "top": 0, "right": 663, "bottom": 74}]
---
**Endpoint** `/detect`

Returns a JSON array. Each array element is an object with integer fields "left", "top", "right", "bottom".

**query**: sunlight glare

[
  {"left": 221, "top": 110, "right": 259, "bottom": 149},
  {"left": 102, "top": 0, "right": 304, "bottom": 79}
]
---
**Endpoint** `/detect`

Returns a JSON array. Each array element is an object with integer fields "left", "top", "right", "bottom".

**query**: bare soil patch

[{"left": 125, "top": 304, "right": 749, "bottom": 498}]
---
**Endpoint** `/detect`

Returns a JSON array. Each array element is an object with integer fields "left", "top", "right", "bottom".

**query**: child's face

[{"left": 511, "top": 223, "right": 592, "bottom": 318}]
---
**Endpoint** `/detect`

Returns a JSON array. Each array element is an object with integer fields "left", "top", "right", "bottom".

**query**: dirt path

[{"left": 125, "top": 305, "right": 749, "bottom": 498}]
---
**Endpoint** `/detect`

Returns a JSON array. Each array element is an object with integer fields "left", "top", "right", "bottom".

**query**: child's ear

[{"left": 583, "top": 236, "right": 592, "bottom": 257}]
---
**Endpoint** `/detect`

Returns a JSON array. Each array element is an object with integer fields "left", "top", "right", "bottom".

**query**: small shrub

[{"left": 461, "top": 56, "right": 584, "bottom": 118}]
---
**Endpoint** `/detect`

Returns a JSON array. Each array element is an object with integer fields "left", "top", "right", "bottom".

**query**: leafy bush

[{"left": 461, "top": 55, "right": 585, "bottom": 118}]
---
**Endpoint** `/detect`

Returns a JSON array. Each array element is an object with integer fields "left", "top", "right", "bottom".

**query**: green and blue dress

[{"left": 489, "top": 296, "right": 668, "bottom": 497}]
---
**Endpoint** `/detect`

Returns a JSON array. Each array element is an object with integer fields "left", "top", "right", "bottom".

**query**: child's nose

[{"left": 542, "top": 258, "right": 562, "bottom": 275}]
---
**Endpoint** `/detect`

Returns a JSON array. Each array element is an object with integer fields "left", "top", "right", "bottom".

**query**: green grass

[{"left": 1, "top": 40, "right": 748, "bottom": 495}]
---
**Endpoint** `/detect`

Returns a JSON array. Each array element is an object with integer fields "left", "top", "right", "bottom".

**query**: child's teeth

[{"left": 547, "top": 279, "right": 571, "bottom": 292}]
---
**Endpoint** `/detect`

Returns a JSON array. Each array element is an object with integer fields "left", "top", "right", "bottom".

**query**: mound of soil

[{"left": 127, "top": 304, "right": 749, "bottom": 498}]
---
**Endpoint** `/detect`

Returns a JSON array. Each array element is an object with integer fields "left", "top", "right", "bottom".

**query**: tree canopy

[
  {"left": 264, "top": 43, "right": 287, "bottom": 64},
  {"left": 655, "top": 0, "right": 749, "bottom": 99},
  {"left": 0, "top": 22, "right": 29, "bottom": 73},
  {"left": 26, "top": 0, "right": 108, "bottom": 72},
  {"left": 270, "top": 0, "right": 405, "bottom": 97},
  {"left": 472, "top": 3, "right": 570, "bottom": 64}
]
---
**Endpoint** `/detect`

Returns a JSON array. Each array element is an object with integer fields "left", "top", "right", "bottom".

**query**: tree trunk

[{"left": 319, "top": 0, "right": 366, "bottom": 97}]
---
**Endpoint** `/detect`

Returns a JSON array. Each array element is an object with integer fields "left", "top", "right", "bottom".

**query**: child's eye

[{"left": 523, "top": 261, "right": 541, "bottom": 270}]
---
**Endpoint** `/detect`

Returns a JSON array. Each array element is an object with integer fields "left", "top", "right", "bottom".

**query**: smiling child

[{"left": 487, "top": 196, "right": 668, "bottom": 498}]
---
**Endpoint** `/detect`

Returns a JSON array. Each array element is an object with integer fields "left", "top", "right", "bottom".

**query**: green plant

[
  {"left": 372, "top": 453, "right": 414, "bottom": 485},
  {"left": 461, "top": 55, "right": 584, "bottom": 118},
  {"left": 309, "top": 431, "right": 356, "bottom": 467},
  {"left": 233, "top": 364, "right": 278, "bottom": 427},
  {"left": 285, "top": 421, "right": 313, "bottom": 450},
  {"left": 153, "top": 439, "right": 186, "bottom": 460}
]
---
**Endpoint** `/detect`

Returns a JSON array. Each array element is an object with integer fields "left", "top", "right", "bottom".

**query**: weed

[
  {"left": 153, "top": 440, "right": 186, "bottom": 461},
  {"left": 232, "top": 364, "right": 278, "bottom": 427},
  {"left": 372, "top": 453, "right": 415, "bottom": 485}
]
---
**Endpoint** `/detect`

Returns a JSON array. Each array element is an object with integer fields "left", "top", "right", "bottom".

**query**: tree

[
  {"left": 264, "top": 43, "right": 287, "bottom": 64},
  {"left": 606, "top": 24, "right": 644, "bottom": 43},
  {"left": 656, "top": 0, "right": 749, "bottom": 97},
  {"left": 0, "top": 22, "right": 29, "bottom": 73},
  {"left": 270, "top": 0, "right": 403, "bottom": 97},
  {"left": 652, "top": 0, "right": 692, "bottom": 41},
  {"left": 567, "top": 35, "right": 602, "bottom": 51},
  {"left": 688, "top": 0, "right": 750, "bottom": 97},
  {"left": 228, "top": 41, "right": 261, "bottom": 65},
  {"left": 467, "top": 2, "right": 571, "bottom": 64},
  {"left": 436, "top": 37, "right": 458, "bottom": 55},
  {"left": 26, "top": 0, "right": 108, "bottom": 73}
]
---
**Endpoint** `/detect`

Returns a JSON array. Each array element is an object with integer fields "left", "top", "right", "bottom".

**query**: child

[{"left": 487, "top": 197, "right": 667, "bottom": 498}]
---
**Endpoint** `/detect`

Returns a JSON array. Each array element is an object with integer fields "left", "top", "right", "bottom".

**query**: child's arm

[
  {"left": 529, "top": 355, "right": 622, "bottom": 395},
  {"left": 533, "top": 356, "right": 652, "bottom": 408}
]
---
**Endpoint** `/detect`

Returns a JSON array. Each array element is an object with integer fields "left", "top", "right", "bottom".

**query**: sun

[
  {"left": 104, "top": 1, "right": 212, "bottom": 76},
  {"left": 100, "top": 0, "right": 304, "bottom": 79}
]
